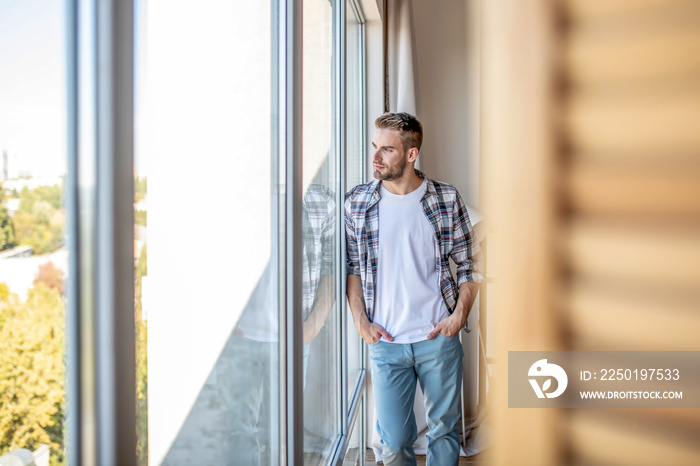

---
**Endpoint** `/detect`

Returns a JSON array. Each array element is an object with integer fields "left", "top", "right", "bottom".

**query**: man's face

[{"left": 371, "top": 129, "right": 408, "bottom": 181}]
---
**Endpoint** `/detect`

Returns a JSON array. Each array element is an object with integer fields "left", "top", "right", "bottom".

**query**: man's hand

[
  {"left": 427, "top": 304, "right": 467, "bottom": 339},
  {"left": 427, "top": 281, "right": 478, "bottom": 340},
  {"left": 302, "top": 275, "right": 333, "bottom": 343},
  {"left": 358, "top": 320, "right": 393, "bottom": 344},
  {"left": 348, "top": 274, "right": 393, "bottom": 344}
]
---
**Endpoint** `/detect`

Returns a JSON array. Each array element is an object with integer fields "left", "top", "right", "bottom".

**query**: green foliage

[
  {"left": 12, "top": 185, "right": 64, "bottom": 254},
  {"left": 135, "top": 244, "right": 148, "bottom": 466},
  {"left": 0, "top": 183, "right": 16, "bottom": 251},
  {"left": 135, "top": 176, "right": 147, "bottom": 203},
  {"left": 17, "top": 187, "right": 34, "bottom": 213},
  {"left": 17, "top": 185, "right": 62, "bottom": 211},
  {"left": 135, "top": 210, "right": 147, "bottom": 227},
  {"left": 0, "top": 282, "right": 65, "bottom": 463},
  {"left": 0, "top": 202, "right": 16, "bottom": 251},
  {"left": 0, "top": 283, "right": 9, "bottom": 302}
]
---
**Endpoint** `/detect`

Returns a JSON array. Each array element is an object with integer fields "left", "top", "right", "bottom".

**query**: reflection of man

[
  {"left": 345, "top": 113, "right": 482, "bottom": 465},
  {"left": 217, "top": 183, "right": 335, "bottom": 465},
  {"left": 301, "top": 184, "right": 336, "bottom": 344}
]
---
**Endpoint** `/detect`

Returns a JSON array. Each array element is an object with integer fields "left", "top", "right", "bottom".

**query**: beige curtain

[{"left": 386, "top": 0, "right": 419, "bottom": 116}]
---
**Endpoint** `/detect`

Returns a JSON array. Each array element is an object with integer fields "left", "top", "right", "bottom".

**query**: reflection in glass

[
  {"left": 345, "top": 0, "right": 365, "bottom": 403},
  {"left": 135, "top": 0, "right": 279, "bottom": 464},
  {"left": 302, "top": 0, "right": 341, "bottom": 463},
  {"left": 343, "top": 412, "right": 363, "bottom": 466},
  {"left": 217, "top": 259, "right": 280, "bottom": 465}
]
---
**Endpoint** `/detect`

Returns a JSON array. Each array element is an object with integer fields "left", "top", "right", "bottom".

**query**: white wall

[{"left": 412, "top": 0, "right": 480, "bottom": 208}]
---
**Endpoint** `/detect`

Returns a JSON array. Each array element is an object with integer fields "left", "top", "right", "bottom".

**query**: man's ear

[{"left": 408, "top": 148, "right": 419, "bottom": 162}]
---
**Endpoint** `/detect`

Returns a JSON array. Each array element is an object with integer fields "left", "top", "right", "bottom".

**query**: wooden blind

[
  {"left": 563, "top": 0, "right": 700, "bottom": 464},
  {"left": 483, "top": 0, "right": 700, "bottom": 464}
]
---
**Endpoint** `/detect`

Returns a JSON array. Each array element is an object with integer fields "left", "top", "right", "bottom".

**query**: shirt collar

[{"left": 369, "top": 168, "right": 435, "bottom": 207}]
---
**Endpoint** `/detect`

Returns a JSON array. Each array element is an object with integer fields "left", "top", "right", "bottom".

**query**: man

[{"left": 345, "top": 112, "right": 482, "bottom": 465}]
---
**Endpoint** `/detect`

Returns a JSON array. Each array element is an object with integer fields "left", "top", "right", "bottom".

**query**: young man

[{"left": 345, "top": 112, "right": 482, "bottom": 465}]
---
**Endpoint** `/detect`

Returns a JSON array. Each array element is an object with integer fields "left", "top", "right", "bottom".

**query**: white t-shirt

[{"left": 373, "top": 179, "right": 450, "bottom": 343}]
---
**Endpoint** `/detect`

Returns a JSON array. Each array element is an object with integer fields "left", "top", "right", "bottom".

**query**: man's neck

[{"left": 381, "top": 169, "right": 423, "bottom": 195}]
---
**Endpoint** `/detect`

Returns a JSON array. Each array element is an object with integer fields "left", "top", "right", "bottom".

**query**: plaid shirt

[
  {"left": 302, "top": 183, "right": 336, "bottom": 321},
  {"left": 344, "top": 170, "right": 483, "bottom": 332},
  {"left": 236, "top": 183, "right": 335, "bottom": 341}
]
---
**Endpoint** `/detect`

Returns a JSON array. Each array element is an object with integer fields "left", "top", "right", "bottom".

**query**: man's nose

[{"left": 372, "top": 148, "right": 381, "bottom": 161}]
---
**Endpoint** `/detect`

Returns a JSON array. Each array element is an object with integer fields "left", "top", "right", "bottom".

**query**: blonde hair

[{"left": 374, "top": 112, "right": 423, "bottom": 152}]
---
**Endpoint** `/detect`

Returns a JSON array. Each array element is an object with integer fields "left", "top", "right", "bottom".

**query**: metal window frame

[
  {"left": 331, "top": 0, "right": 368, "bottom": 464},
  {"left": 279, "top": 0, "right": 304, "bottom": 464},
  {"left": 336, "top": 0, "right": 349, "bottom": 458},
  {"left": 66, "top": 0, "right": 137, "bottom": 465},
  {"left": 65, "top": 0, "right": 369, "bottom": 463}
]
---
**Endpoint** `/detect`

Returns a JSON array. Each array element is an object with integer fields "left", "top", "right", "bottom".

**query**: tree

[
  {"left": 135, "top": 244, "right": 148, "bottom": 466},
  {"left": 33, "top": 262, "right": 64, "bottom": 296},
  {"left": 0, "top": 202, "right": 16, "bottom": 251},
  {"left": 0, "top": 282, "right": 65, "bottom": 464},
  {"left": 135, "top": 176, "right": 147, "bottom": 203},
  {"left": 0, "top": 183, "right": 16, "bottom": 251},
  {"left": 12, "top": 185, "right": 65, "bottom": 255},
  {"left": 32, "top": 185, "right": 62, "bottom": 211}
]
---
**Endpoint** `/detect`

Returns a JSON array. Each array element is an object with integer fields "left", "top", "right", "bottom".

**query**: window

[
  {"left": 0, "top": 0, "right": 371, "bottom": 464},
  {"left": 0, "top": 2, "right": 67, "bottom": 465},
  {"left": 134, "top": 0, "right": 281, "bottom": 463}
]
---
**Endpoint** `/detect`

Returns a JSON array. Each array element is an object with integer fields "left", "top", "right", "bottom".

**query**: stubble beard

[{"left": 374, "top": 156, "right": 408, "bottom": 181}]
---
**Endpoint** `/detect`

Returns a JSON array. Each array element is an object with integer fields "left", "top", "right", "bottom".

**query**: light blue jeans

[{"left": 369, "top": 333, "right": 463, "bottom": 466}]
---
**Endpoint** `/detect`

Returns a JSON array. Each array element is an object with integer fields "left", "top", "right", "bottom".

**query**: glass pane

[
  {"left": 302, "top": 0, "right": 340, "bottom": 463},
  {"left": 0, "top": 1, "right": 67, "bottom": 465},
  {"left": 342, "top": 409, "right": 363, "bottom": 466},
  {"left": 346, "top": 1, "right": 364, "bottom": 189},
  {"left": 134, "top": 0, "right": 279, "bottom": 464},
  {"left": 345, "top": 0, "right": 364, "bottom": 404}
]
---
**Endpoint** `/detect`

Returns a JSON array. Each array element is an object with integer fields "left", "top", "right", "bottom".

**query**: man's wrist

[
  {"left": 452, "top": 302, "right": 469, "bottom": 326},
  {"left": 353, "top": 312, "right": 369, "bottom": 331}
]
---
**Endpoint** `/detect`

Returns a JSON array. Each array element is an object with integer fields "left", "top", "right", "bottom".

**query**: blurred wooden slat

[
  {"left": 487, "top": 0, "right": 700, "bottom": 463},
  {"left": 567, "top": 164, "right": 700, "bottom": 216},
  {"left": 561, "top": 1, "right": 700, "bottom": 466},
  {"left": 566, "top": 281, "right": 700, "bottom": 350},
  {"left": 566, "top": 89, "right": 700, "bottom": 155},
  {"left": 569, "top": 412, "right": 700, "bottom": 466},
  {"left": 591, "top": 408, "right": 700, "bottom": 436},
  {"left": 566, "top": 24, "right": 700, "bottom": 84},
  {"left": 481, "top": 0, "right": 562, "bottom": 464},
  {"left": 565, "top": 221, "right": 700, "bottom": 288},
  {"left": 566, "top": 0, "right": 688, "bottom": 21}
]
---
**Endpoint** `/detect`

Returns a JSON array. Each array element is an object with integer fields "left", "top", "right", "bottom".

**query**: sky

[{"left": 0, "top": 0, "right": 67, "bottom": 178}]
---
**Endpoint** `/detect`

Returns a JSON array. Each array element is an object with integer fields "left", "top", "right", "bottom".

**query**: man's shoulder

[
  {"left": 304, "top": 183, "right": 335, "bottom": 217},
  {"left": 426, "top": 176, "right": 460, "bottom": 201}
]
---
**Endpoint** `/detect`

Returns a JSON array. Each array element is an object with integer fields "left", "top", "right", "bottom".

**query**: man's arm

[
  {"left": 303, "top": 274, "right": 333, "bottom": 343},
  {"left": 451, "top": 191, "right": 484, "bottom": 286},
  {"left": 344, "top": 197, "right": 392, "bottom": 344},
  {"left": 347, "top": 274, "right": 393, "bottom": 344},
  {"left": 303, "top": 194, "right": 336, "bottom": 342},
  {"left": 427, "top": 190, "right": 483, "bottom": 339},
  {"left": 427, "top": 281, "right": 479, "bottom": 339}
]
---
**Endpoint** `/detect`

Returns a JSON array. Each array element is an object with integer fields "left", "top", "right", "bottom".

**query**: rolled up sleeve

[
  {"left": 344, "top": 200, "right": 361, "bottom": 276},
  {"left": 320, "top": 202, "right": 336, "bottom": 276},
  {"left": 451, "top": 191, "right": 484, "bottom": 285}
]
